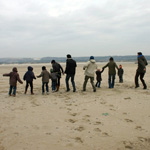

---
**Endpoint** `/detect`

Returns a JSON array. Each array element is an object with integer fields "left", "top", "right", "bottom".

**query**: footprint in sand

[
  {"left": 125, "top": 119, "right": 133, "bottom": 122},
  {"left": 74, "top": 126, "right": 85, "bottom": 132},
  {"left": 135, "top": 126, "right": 143, "bottom": 131},
  {"left": 102, "top": 132, "right": 109, "bottom": 136},
  {"left": 94, "top": 128, "right": 101, "bottom": 132},
  {"left": 68, "top": 119, "right": 77, "bottom": 123},
  {"left": 123, "top": 141, "right": 133, "bottom": 149},
  {"left": 138, "top": 137, "right": 150, "bottom": 142},
  {"left": 74, "top": 137, "right": 83, "bottom": 143},
  {"left": 82, "top": 115, "right": 91, "bottom": 123},
  {"left": 94, "top": 121, "right": 102, "bottom": 125},
  {"left": 69, "top": 113, "right": 78, "bottom": 116}
]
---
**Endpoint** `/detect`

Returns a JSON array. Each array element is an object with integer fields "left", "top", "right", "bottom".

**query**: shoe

[
  {"left": 143, "top": 86, "right": 147, "bottom": 90},
  {"left": 93, "top": 89, "right": 96, "bottom": 92},
  {"left": 66, "top": 89, "right": 70, "bottom": 92},
  {"left": 31, "top": 93, "right": 34, "bottom": 95},
  {"left": 135, "top": 86, "right": 139, "bottom": 88},
  {"left": 73, "top": 89, "right": 76, "bottom": 92},
  {"left": 82, "top": 89, "right": 86, "bottom": 92},
  {"left": 12, "top": 94, "right": 16, "bottom": 97},
  {"left": 46, "top": 92, "right": 49, "bottom": 95},
  {"left": 52, "top": 90, "right": 55, "bottom": 93}
]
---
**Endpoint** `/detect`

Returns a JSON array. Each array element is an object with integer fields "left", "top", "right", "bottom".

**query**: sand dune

[{"left": 0, "top": 62, "right": 150, "bottom": 150}]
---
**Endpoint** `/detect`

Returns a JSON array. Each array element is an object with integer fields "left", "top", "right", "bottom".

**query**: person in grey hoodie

[
  {"left": 135, "top": 52, "right": 148, "bottom": 89},
  {"left": 83, "top": 56, "right": 97, "bottom": 92}
]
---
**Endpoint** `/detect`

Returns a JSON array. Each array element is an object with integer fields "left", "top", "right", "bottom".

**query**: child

[
  {"left": 50, "top": 69, "right": 59, "bottom": 92},
  {"left": 23, "top": 66, "right": 36, "bottom": 95},
  {"left": 37, "top": 66, "right": 51, "bottom": 95},
  {"left": 95, "top": 68, "right": 104, "bottom": 88},
  {"left": 118, "top": 65, "right": 124, "bottom": 83},
  {"left": 3, "top": 67, "right": 23, "bottom": 96}
]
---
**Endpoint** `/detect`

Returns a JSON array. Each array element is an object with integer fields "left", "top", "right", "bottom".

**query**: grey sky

[{"left": 0, "top": 0, "right": 150, "bottom": 58}]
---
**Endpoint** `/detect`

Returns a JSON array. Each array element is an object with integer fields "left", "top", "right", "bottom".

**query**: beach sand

[{"left": 0, "top": 62, "right": 150, "bottom": 150}]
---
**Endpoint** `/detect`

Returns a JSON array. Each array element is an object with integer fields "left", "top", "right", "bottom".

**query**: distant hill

[{"left": 0, "top": 55, "right": 150, "bottom": 64}]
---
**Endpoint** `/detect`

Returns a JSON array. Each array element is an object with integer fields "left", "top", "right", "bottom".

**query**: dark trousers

[
  {"left": 42, "top": 82, "right": 49, "bottom": 93},
  {"left": 119, "top": 75, "right": 123, "bottom": 83},
  {"left": 25, "top": 81, "right": 33, "bottom": 93},
  {"left": 109, "top": 75, "right": 115, "bottom": 88},
  {"left": 135, "top": 71, "right": 146, "bottom": 88},
  {"left": 9, "top": 85, "right": 16, "bottom": 95},
  {"left": 96, "top": 81, "right": 101, "bottom": 87},
  {"left": 52, "top": 80, "right": 57, "bottom": 91},
  {"left": 65, "top": 74, "right": 76, "bottom": 91},
  {"left": 83, "top": 76, "right": 96, "bottom": 91}
]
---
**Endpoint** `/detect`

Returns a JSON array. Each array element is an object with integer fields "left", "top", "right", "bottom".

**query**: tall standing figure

[
  {"left": 23, "top": 66, "right": 36, "bottom": 95},
  {"left": 103, "top": 57, "right": 118, "bottom": 88},
  {"left": 65, "top": 54, "right": 77, "bottom": 92},
  {"left": 135, "top": 52, "right": 148, "bottom": 89},
  {"left": 51, "top": 60, "right": 64, "bottom": 92},
  {"left": 83, "top": 56, "right": 97, "bottom": 92}
]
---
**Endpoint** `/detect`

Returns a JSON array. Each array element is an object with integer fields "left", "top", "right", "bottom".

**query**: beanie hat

[
  {"left": 67, "top": 54, "right": 71, "bottom": 58},
  {"left": 90, "top": 56, "right": 94, "bottom": 60}
]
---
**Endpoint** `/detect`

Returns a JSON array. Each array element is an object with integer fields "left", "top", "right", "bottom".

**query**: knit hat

[{"left": 90, "top": 56, "right": 94, "bottom": 60}]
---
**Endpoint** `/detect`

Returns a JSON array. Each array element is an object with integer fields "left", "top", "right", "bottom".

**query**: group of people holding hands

[{"left": 3, "top": 52, "right": 148, "bottom": 96}]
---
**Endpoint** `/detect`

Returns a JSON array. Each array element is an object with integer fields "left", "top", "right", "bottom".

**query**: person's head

[
  {"left": 67, "top": 54, "right": 72, "bottom": 59},
  {"left": 90, "top": 56, "right": 94, "bottom": 60},
  {"left": 28, "top": 66, "right": 33, "bottom": 71},
  {"left": 50, "top": 68, "right": 53, "bottom": 73},
  {"left": 12, "top": 67, "right": 18, "bottom": 72},
  {"left": 119, "top": 65, "right": 122, "bottom": 68},
  {"left": 42, "top": 66, "right": 46, "bottom": 70},
  {"left": 109, "top": 57, "right": 114, "bottom": 61},
  {"left": 51, "top": 60, "right": 55, "bottom": 64},
  {"left": 97, "top": 69, "right": 100, "bottom": 71},
  {"left": 137, "top": 52, "right": 142, "bottom": 56}
]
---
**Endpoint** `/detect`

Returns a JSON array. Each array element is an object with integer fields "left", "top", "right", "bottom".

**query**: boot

[{"left": 55, "top": 86, "right": 59, "bottom": 92}]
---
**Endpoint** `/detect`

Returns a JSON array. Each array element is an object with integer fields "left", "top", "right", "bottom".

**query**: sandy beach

[{"left": 0, "top": 62, "right": 150, "bottom": 150}]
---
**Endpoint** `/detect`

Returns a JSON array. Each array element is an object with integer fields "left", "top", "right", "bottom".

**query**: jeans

[
  {"left": 42, "top": 82, "right": 49, "bottom": 93},
  {"left": 83, "top": 76, "right": 96, "bottom": 91},
  {"left": 135, "top": 71, "right": 146, "bottom": 88},
  {"left": 96, "top": 81, "right": 101, "bottom": 87},
  {"left": 52, "top": 80, "right": 57, "bottom": 91},
  {"left": 9, "top": 85, "right": 16, "bottom": 95},
  {"left": 119, "top": 75, "right": 123, "bottom": 83},
  {"left": 65, "top": 74, "right": 76, "bottom": 91},
  {"left": 108, "top": 75, "right": 115, "bottom": 88}
]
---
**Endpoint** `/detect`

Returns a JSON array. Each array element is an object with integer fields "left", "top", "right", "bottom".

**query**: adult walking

[
  {"left": 51, "top": 60, "right": 64, "bottom": 91},
  {"left": 135, "top": 52, "right": 148, "bottom": 89},
  {"left": 83, "top": 56, "right": 97, "bottom": 92},
  {"left": 65, "top": 54, "right": 77, "bottom": 92},
  {"left": 102, "top": 57, "right": 118, "bottom": 88}
]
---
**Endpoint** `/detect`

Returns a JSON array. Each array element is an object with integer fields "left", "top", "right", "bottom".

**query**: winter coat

[
  {"left": 83, "top": 59, "right": 97, "bottom": 77},
  {"left": 37, "top": 70, "right": 51, "bottom": 83},
  {"left": 3, "top": 67, "right": 23, "bottom": 86},
  {"left": 118, "top": 68, "right": 124, "bottom": 76},
  {"left": 103, "top": 61, "right": 118, "bottom": 75},
  {"left": 137, "top": 55, "right": 148, "bottom": 73},
  {"left": 23, "top": 66, "right": 36, "bottom": 82},
  {"left": 96, "top": 69, "right": 104, "bottom": 81},
  {"left": 52, "top": 62, "right": 64, "bottom": 77},
  {"left": 65, "top": 58, "right": 77, "bottom": 75}
]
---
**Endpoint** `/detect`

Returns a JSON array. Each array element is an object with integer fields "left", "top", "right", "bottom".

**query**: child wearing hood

[
  {"left": 3, "top": 67, "right": 23, "bottom": 96},
  {"left": 83, "top": 56, "right": 97, "bottom": 92},
  {"left": 95, "top": 68, "right": 104, "bottom": 88},
  {"left": 23, "top": 66, "right": 36, "bottom": 95}
]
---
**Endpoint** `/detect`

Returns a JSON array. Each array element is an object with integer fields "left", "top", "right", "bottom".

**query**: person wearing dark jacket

[
  {"left": 95, "top": 68, "right": 104, "bottom": 88},
  {"left": 135, "top": 52, "right": 148, "bottom": 89},
  {"left": 118, "top": 65, "right": 124, "bottom": 83},
  {"left": 103, "top": 57, "right": 119, "bottom": 88},
  {"left": 23, "top": 66, "right": 36, "bottom": 94},
  {"left": 65, "top": 54, "right": 77, "bottom": 92},
  {"left": 51, "top": 60, "right": 64, "bottom": 91},
  {"left": 3, "top": 67, "right": 23, "bottom": 96},
  {"left": 37, "top": 66, "right": 51, "bottom": 95}
]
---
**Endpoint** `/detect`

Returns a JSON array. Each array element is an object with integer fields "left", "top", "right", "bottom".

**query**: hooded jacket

[
  {"left": 3, "top": 67, "right": 23, "bottom": 86},
  {"left": 137, "top": 55, "right": 148, "bottom": 73},
  {"left": 83, "top": 59, "right": 97, "bottom": 77},
  {"left": 23, "top": 66, "right": 36, "bottom": 82},
  {"left": 103, "top": 60, "right": 118, "bottom": 75}
]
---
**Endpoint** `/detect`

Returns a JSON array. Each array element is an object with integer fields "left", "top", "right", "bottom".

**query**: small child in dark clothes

[
  {"left": 95, "top": 68, "right": 104, "bottom": 88},
  {"left": 50, "top": 69, "right": 59, "bottom": 92},
  {"left": 23, "top": 66, "right": 36, "bottom": 95},
  {"left": 3, "top": 67, "right": 23, "bottom": 96},
  {"left": 118, "top": 65, "right": 124, "bottom": 83}
]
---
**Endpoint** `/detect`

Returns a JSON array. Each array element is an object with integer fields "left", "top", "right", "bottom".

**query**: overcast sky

[{"left": 0, "top": 0, "right": 150, "bottom": 58}]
